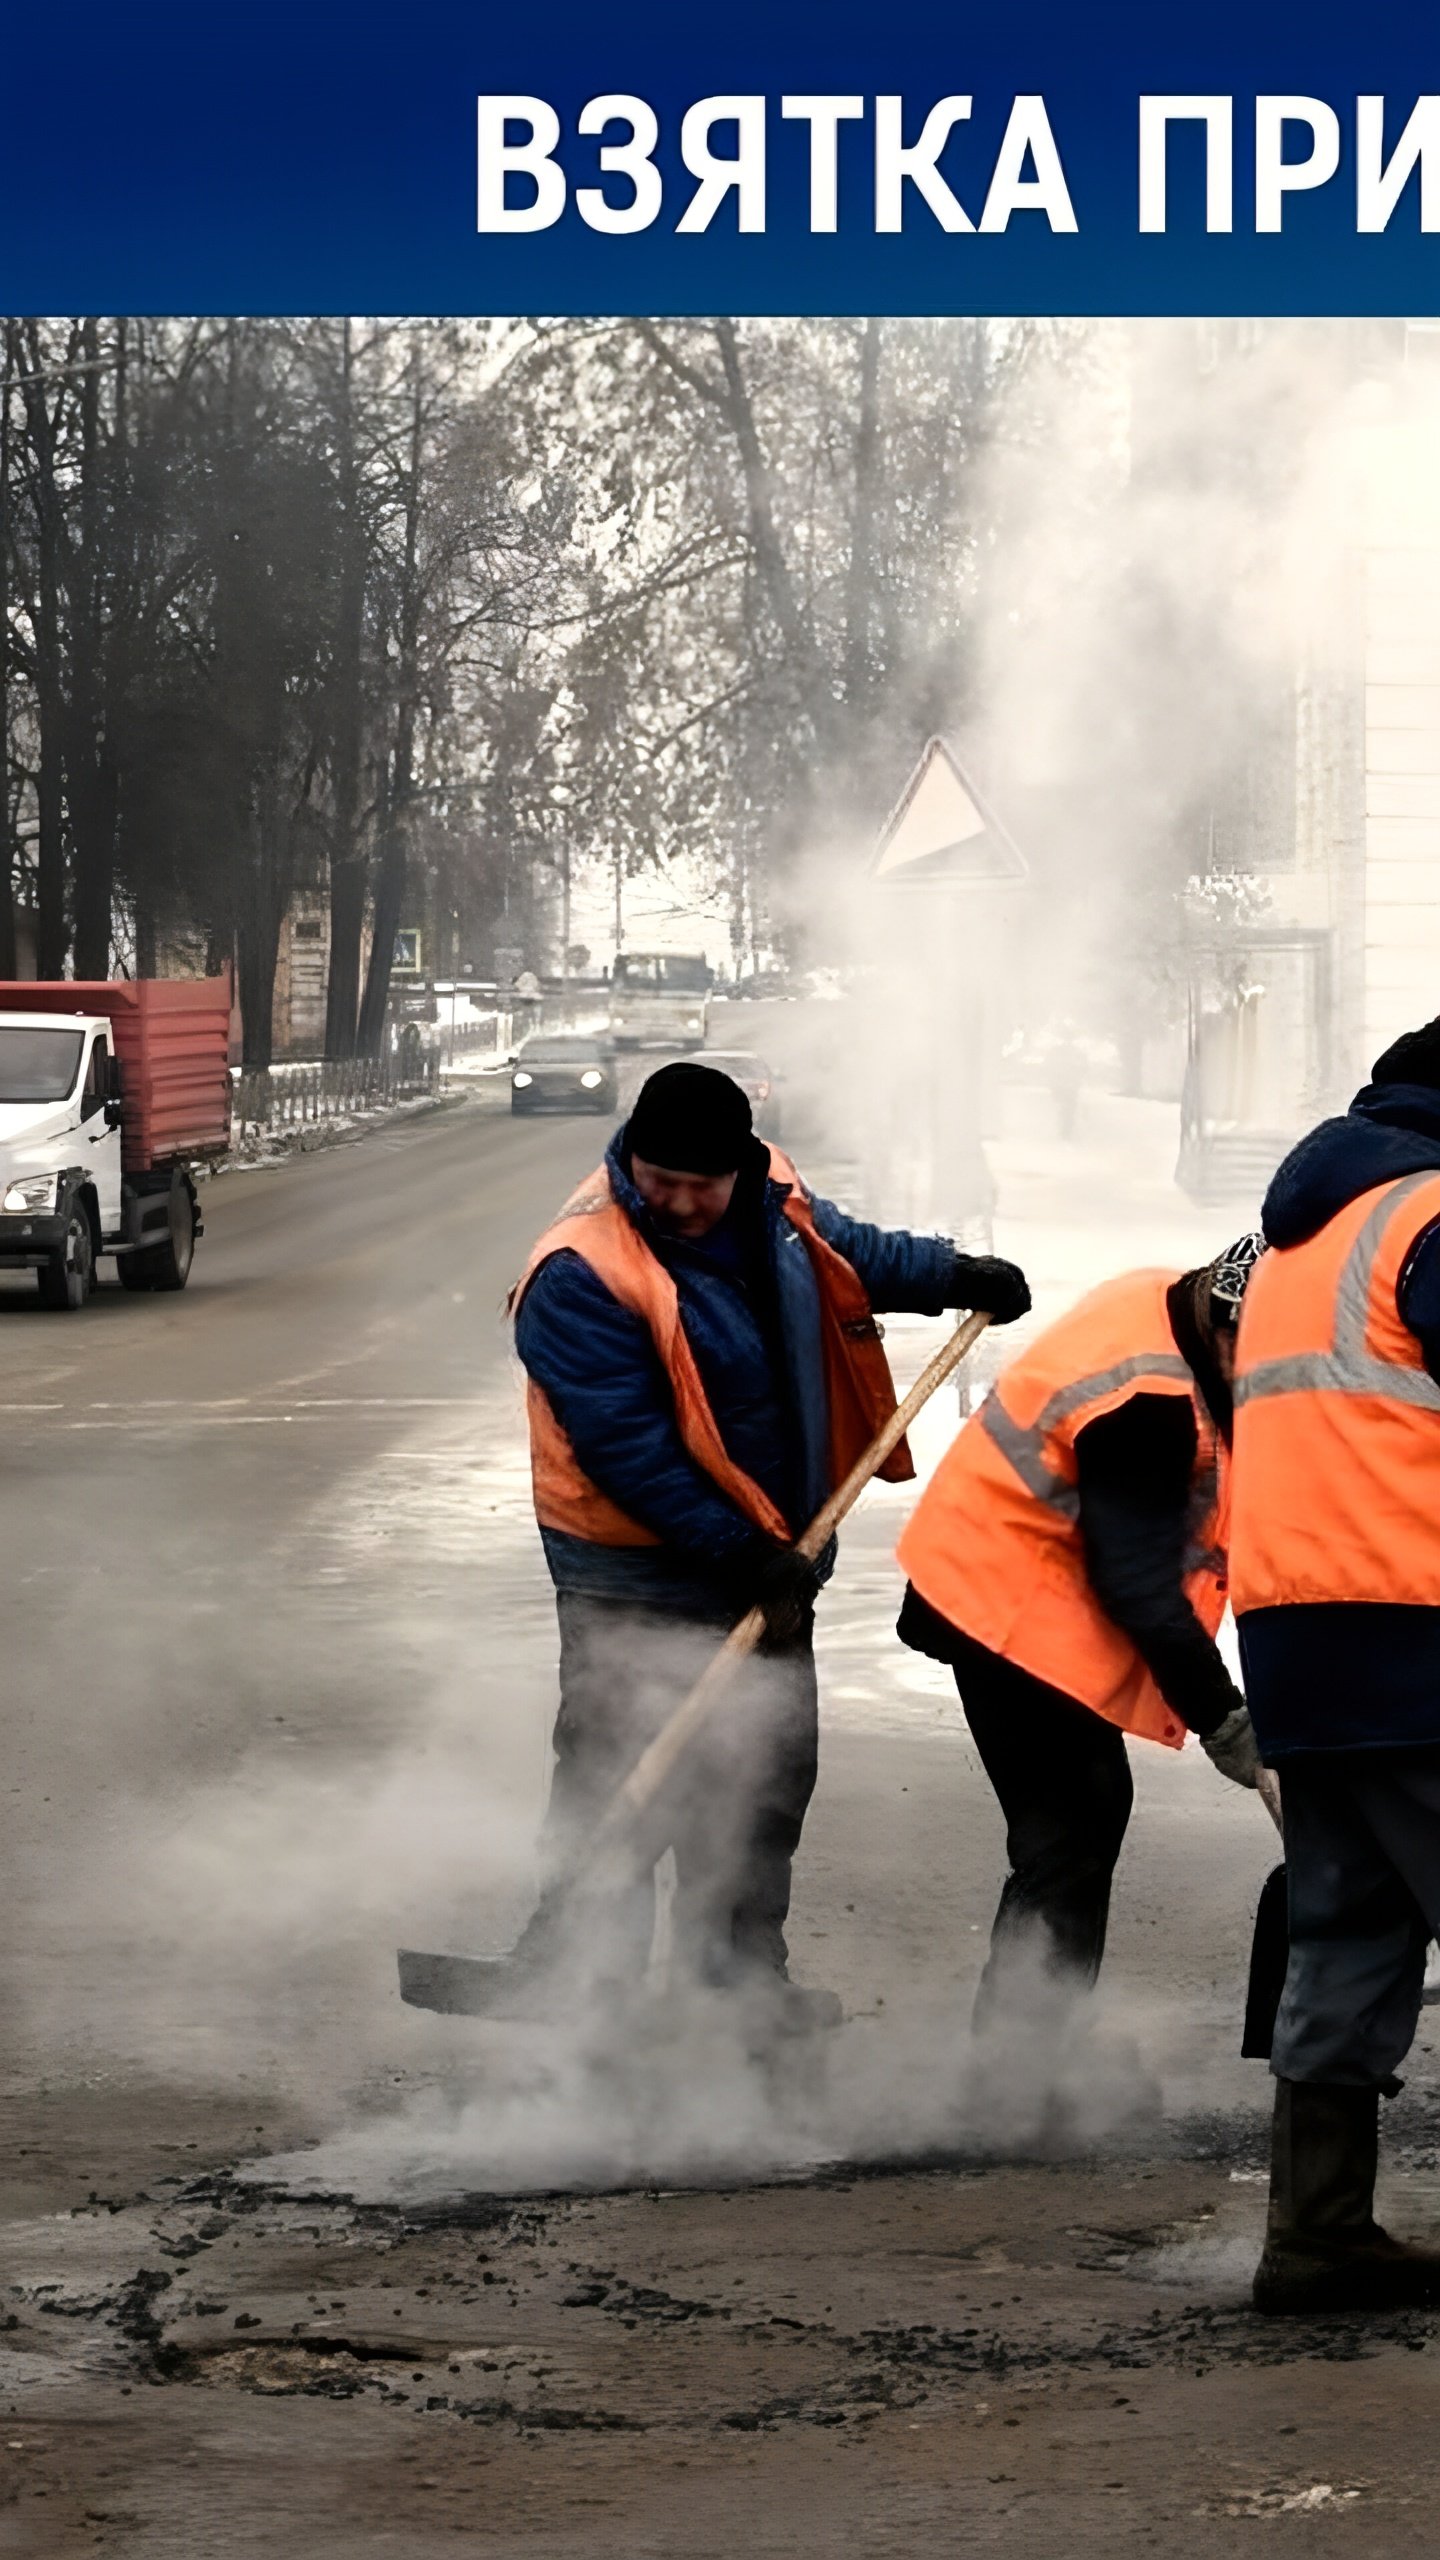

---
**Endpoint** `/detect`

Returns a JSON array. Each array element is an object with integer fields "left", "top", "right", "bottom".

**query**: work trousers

[
  {"left": 542, "top": 1590, "right": 820, "bottom": 1986},
  {"left": 953, "top": 1640, "right": 1135, "bottom": 2025},
  {"left": 1272, "top": 1747, "right": 1440, "bottom": 2088}
]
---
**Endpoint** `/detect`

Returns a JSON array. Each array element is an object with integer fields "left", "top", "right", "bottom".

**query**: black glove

[
  {"left": 948, "top": 1253, "right": 1031, "bottom": 1325},
  {"left": 748, "top": 1544, "right": 823, "bottom": 1646}
]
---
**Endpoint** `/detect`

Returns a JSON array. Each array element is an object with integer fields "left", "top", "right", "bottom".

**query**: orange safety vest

[
  {"left": 1231, "top": 1170, "right": 1440, "bottom": 1614},
  {"left": 512, "top": 1145, "right": 910, "bottom": 1549},
  {"left": 897, "top": 1269, "right": 1228, "bottom": 1748}
]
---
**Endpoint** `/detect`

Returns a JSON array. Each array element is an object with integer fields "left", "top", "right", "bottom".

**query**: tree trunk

[
  {"left": 19, "top": 328, "right": 72, "bottom": 977},
  {"left": 68, "top": 316, "right": 116, "bottom": 978},
  {"left": 843, "top": 318, "right": 882, "bottom": 712},
  {"left": 712, "top": 319, "right": 837, "bottom": 750},
  {"left": 33, "top": 525, "right": 67, "bottom": 977},
  {"left": 358, "top": 813, "right": 407, "bottom": 1056},
  {"left": 236, "top": 906, "right": 282, "bottom": 1069},
  {"left": 236, "top": 780, "right": 287, "bottom": 1069},
  {"left": 324, "top": 318, "right": 366, "bottom": 1058},
  {"left": 69, "top": 752, "right": 118, "bottom": 976},
  {"left": 358, "top": 354, "right": 423, "bottom": 1057}
]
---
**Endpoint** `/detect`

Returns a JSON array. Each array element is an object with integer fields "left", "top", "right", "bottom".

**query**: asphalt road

[{"left": 5, "top": 1067, "right": 1440, "bottom": 2557}]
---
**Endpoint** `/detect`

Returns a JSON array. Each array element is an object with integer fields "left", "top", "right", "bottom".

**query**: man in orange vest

[
  {"left": 512, "top": 1060, "right": 1030, "bottom": 2024},
  {"left": 895, "top": 1239, "right": 1268, "bottom": 2034},
  {"left": 1233, "top": 1020, "right": 1440, "bottom": 2313}
]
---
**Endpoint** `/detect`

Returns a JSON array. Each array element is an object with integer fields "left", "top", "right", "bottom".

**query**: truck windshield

[
  {"left": 0, "top": 1027, "right": 85, "bottom": 1102},
  {"left": 612, "top": 954, "right": 709, "bottom": 992}
]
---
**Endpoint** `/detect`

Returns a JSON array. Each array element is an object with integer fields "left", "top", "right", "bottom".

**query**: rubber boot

[
  {"left": 678, "top": 1888, "right": 843, "bottom": 2037},
  {"left": 1252, "top": 2079, "right": 1440, "bottom": 2314},
  {"left": 756, "top": 1977, "right": 844, "bottom": 2036},
  {"left": 697, "top": 1953, "right": 842, "bottom": 2039}
]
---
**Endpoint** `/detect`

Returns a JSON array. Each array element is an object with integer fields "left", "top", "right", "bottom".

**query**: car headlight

[
  {"left": 3, "top": 1174, "right": 58, "bottom": 1213},
  {"left": 686, "top": 1016, "right": 701, "bottom": 1029},
  {"left": 579, "top": 1069, "right": 604, "bottom": 1089},
  {"left": 512, "top": 1071, "right": 533, "bottom": 1089}
]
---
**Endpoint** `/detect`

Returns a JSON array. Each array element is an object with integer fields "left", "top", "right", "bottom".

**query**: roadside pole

[{"left": 869, "top": 737, "right": 1029, "bottom": 1242}]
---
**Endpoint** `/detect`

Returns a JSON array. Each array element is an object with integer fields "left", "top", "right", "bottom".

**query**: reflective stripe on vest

[
  {"left": 1235, "top": 1169, "right": 1440, "bottom": 1417},
  {"left": 897, "top": 1268, "right": 1225, "bottom": 1749},
  {"left": 980, "top": 1350, "right": 1221, "bottom": 1577},
  {"left": 979, "top": 1349, "right": 1195, "bottom": 1518},
  {"left": 1230, "top": 1170, "right": 1440, "bottom": 1616}
]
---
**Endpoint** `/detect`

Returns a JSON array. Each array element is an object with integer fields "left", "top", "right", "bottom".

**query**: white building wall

[{"left": 1361, "top": 514, "right": 1440, "bottom": 1060}]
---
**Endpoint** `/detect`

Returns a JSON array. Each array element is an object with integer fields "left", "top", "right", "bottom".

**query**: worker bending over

[
  {"left": 1234, "top": 1019, "right": 1440, "bottom": 2312},
  {"left": 896, "top": 1239, "right": 1268, "bottom": 2031},
  {"left": 513, "top": 1061, "right": 1030, "bottom": 2026}
]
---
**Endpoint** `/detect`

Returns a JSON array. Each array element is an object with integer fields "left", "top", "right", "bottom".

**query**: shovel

[
  {"left": 1241, "top": 1770, "right": 1287, "bottom": 2060},
  {"left": 398, "top": 1307, "right": 993, "bottom": 2019}
]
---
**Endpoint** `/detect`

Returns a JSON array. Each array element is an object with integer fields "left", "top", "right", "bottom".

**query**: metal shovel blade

[
  {"left": 397, "top": 1947, "right": 553, "bottom": 2020},
  {"left": 1241, "top": 1864, "right": 1289, "bottom": 2060}
]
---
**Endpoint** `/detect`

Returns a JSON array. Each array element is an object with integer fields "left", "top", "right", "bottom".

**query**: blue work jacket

[{"left": 515, "top": 1131, "right": 957, "bottom": 1610}]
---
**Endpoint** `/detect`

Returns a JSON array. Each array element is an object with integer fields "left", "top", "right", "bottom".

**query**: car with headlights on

[{"left": 510, "top": 1031, "right": 618, "bottom": 1116}]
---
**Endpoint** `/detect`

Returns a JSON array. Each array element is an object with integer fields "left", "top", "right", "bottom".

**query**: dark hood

[{"left": 1262, "top": 1083, "right": 1440, "bottom": 1249}]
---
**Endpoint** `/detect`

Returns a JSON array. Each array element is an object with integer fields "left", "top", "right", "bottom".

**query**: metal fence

[
  {"left": 230, "top": 991, "right": 612, "bottom": 1144},
  {"left": 441, "top": 1012, "right": 507, "bottom": 1058},
  {"left": 434, "top": 994, "right": 610, "bottom": 1062},
  {"left": 232, "top": 1051, "right": 439, "bottom": 1144}
]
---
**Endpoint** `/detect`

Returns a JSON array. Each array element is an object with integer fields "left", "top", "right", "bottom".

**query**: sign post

[{"left": 869, "top": 737, "right": 1028, "bottom": 1245}]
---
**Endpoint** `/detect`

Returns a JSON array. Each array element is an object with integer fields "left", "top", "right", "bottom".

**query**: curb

[{"left": 211, "top": 1087, "right": 465, "bottom": 1177}]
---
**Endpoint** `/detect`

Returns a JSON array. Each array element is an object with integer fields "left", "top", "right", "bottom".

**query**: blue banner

[{"left": 6, "top": 0, "right": 1439, "bottom": 312}]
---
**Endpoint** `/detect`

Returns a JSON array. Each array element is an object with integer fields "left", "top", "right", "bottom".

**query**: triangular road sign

[{"left": 873, "top": 737, "right": 1027, "bottom": 883}]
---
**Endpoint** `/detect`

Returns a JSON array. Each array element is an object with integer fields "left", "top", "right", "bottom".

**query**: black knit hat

[
  {"left": 1371, "top": 1018, "right": 1440, "bottom": 1090},
  {"left": 624, "top": 1062, "right": 752, "bottom": 1174}
]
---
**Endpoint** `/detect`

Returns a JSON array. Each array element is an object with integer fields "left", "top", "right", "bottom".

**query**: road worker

[
  {"left": 896, "top": 1238, "right": 1269, "bottom": 2033},
  {"left": 1233, "top": 1020, "right": 1440, "bottom": 2313},
  {"left": 512, "top": 1060, "right": 1031, "bottom": 2026}
]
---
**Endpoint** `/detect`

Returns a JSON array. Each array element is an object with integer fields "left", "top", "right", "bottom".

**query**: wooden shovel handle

[
  {"left": 581, "top": 1310, "right": 992, "bottom": 1869},
  {"left": 796, "top": 1307, "right": 992, "bottom": 1560}
]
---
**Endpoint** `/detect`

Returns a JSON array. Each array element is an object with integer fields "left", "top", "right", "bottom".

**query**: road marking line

[{"left": 0, "top": 1395, "right": 493, "bottom": 1415}]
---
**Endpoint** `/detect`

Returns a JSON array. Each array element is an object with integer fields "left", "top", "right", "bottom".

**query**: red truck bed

[{"left": 0, "top": 977, "right": 233, "bottom": 1174}]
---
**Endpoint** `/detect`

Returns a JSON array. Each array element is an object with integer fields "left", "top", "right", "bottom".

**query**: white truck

[
  {"left": 608, "top": 950, "right": 711, "bottom": 1050},
  {"left": 0, "top": 975, "right": 233, "bottom": 1310}
]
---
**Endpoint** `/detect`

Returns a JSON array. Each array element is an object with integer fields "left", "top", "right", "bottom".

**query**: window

[
  {"left": 612, "top": 952, "right": 710, "bottom": 992},
  {"left": 0, "top": 1027, "right": 84, "bottom": 1103},
  {"left": 521, "top": 1036, "right": 605, "bottom": 1062},
  {"left": 81, "top": 1037, "right": 109, "bottom": 1120}
]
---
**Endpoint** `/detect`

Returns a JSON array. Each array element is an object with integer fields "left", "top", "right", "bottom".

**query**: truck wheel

[
  {"left": 125, "top": 1172, "right": 197, "bottom": 1292},
  {"left": 36, "top": 1207, "right": 94, "bottom": 1311}
]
